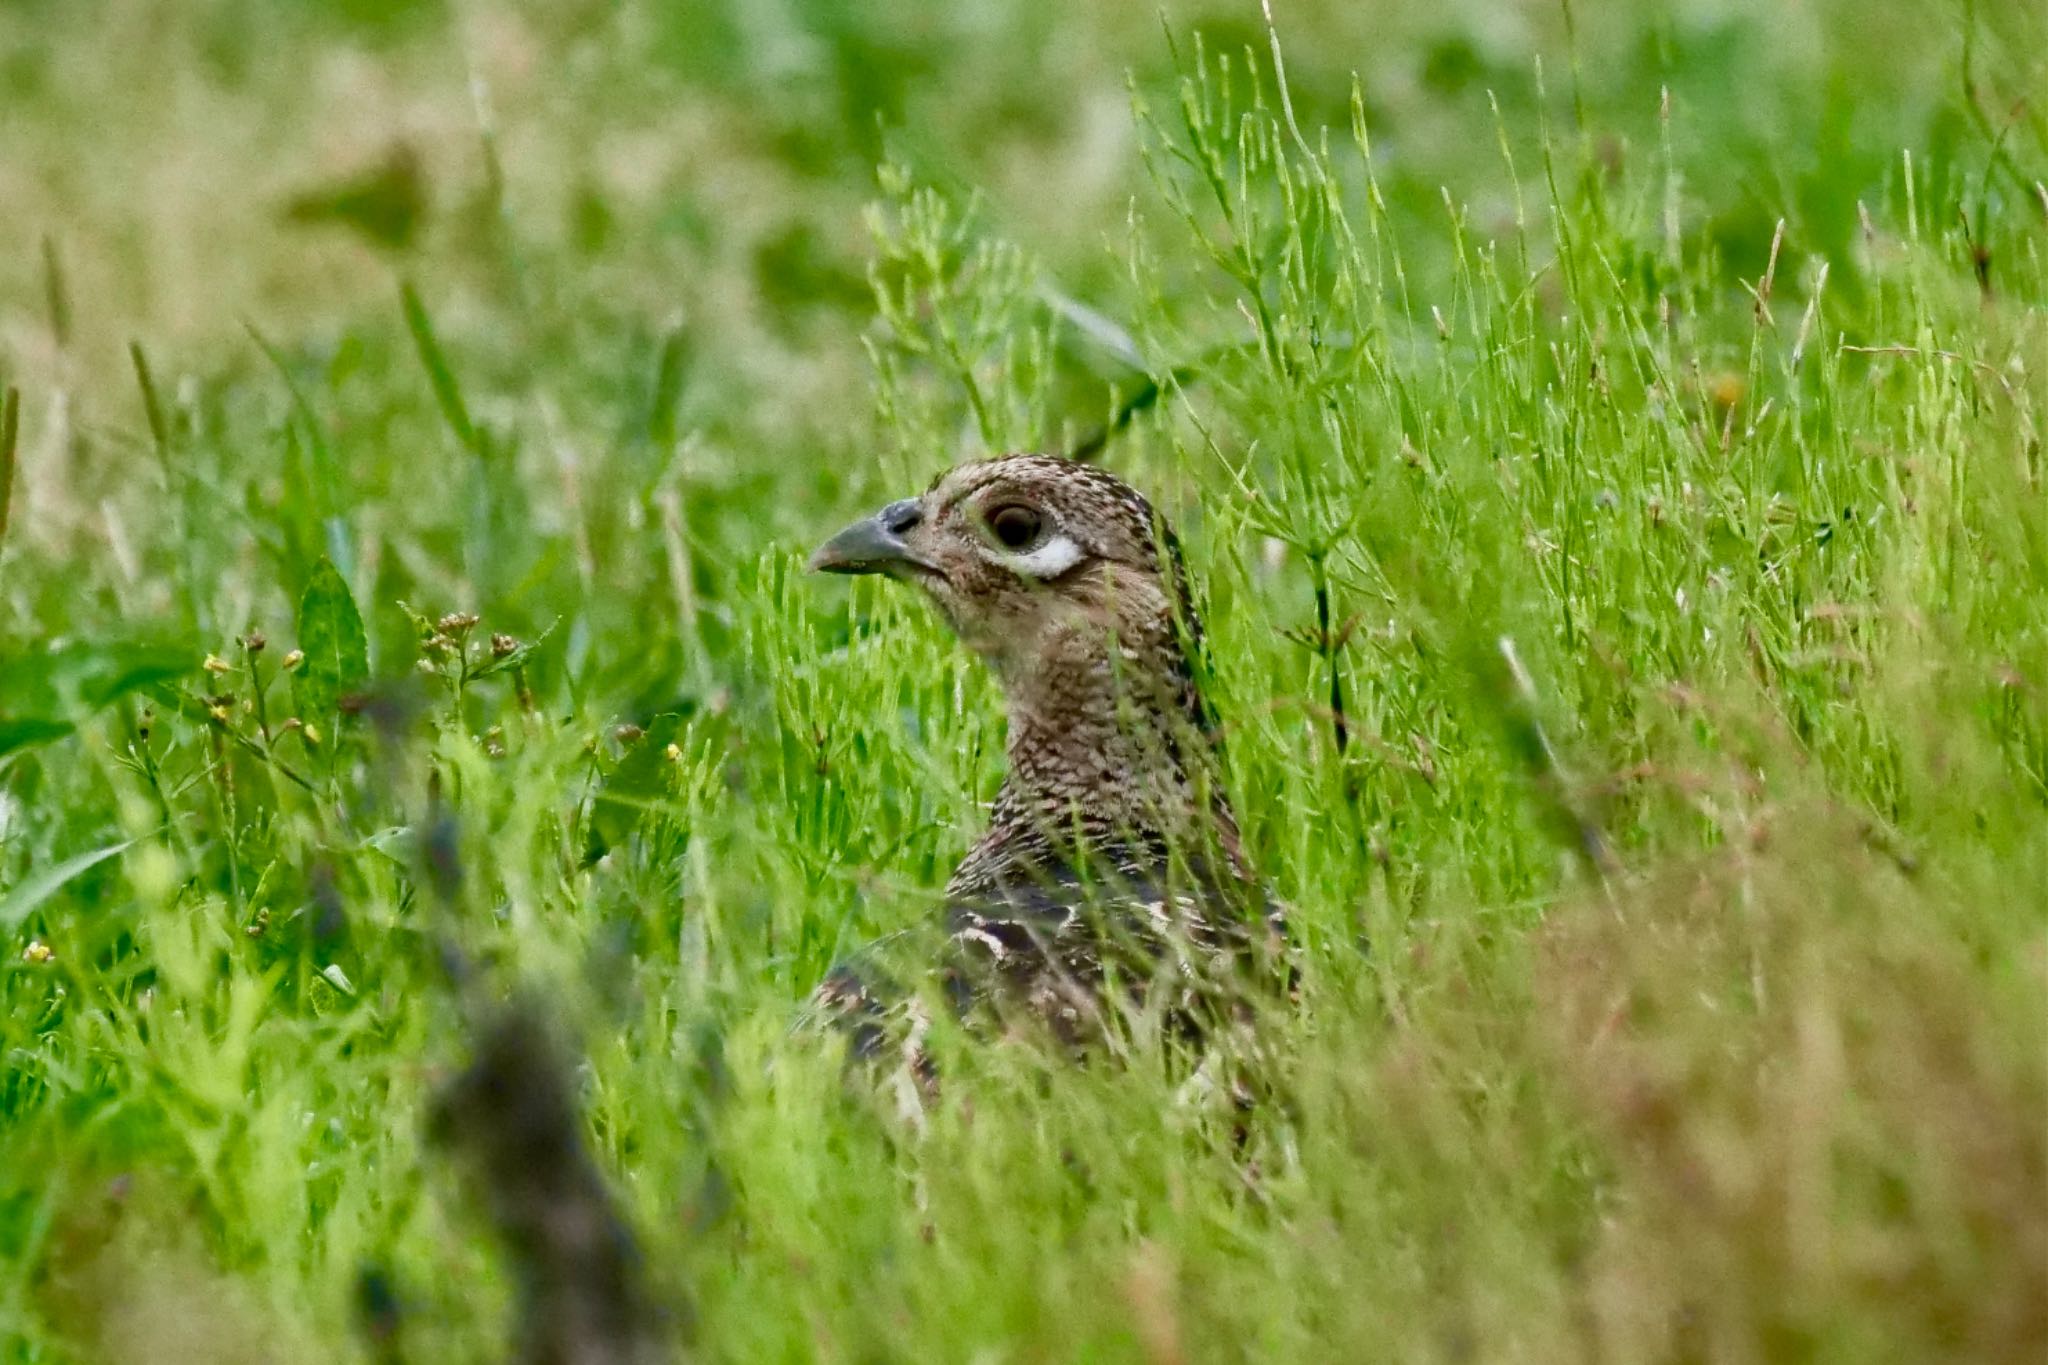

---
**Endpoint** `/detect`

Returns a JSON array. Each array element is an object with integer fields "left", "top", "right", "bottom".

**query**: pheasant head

[{"left": 812, "top": 455, "right": 1239, "bottom": 892}]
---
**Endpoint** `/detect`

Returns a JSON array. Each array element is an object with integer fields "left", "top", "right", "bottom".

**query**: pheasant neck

[{"left": 946, "top": 612, "right": 1240, "bottom": 897}]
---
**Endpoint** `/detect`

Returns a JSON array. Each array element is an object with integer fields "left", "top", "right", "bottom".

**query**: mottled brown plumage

[{"left": 809, "top": 455, "right": 1284, "bottom": 1076}]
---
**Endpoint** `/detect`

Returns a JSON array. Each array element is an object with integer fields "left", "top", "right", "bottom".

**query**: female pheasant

[{"left": 808, "top": 455, "right": 1285, "bottom": 1081}]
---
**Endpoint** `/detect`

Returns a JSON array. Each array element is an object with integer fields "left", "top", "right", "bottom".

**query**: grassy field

[{"left": 3, "top": 1, "right": 2046, "bottom": 1360}]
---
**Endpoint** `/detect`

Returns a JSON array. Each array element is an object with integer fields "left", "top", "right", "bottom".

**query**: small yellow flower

[
  {"left": 282, "top": 649, "right": 306, "bottom": 670},
  {"left": 22, "top": 940, "right": 54, "bottom": 964},
  {"left": 203, "top": 654, "right": 233, "bottom": 674},
  {"left": 664, "top": 743, "right": 682, "bottom": 762}
]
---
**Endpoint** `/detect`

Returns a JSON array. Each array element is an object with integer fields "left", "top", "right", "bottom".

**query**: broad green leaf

[
  {"left": 294, "top": 557, "right": 369, "bottom": 720},
  {"left": 358, "top": 825, "right": 415, "bottom": 868}
]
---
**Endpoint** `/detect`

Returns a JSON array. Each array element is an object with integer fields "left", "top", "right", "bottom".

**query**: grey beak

[{"left": 807, "top": 499, "right": 935, "bottom": 576}]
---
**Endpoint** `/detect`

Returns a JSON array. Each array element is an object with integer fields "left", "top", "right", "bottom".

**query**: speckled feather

[{"left": 808, "top": 456, "right": 1287, "bottom": 1091}]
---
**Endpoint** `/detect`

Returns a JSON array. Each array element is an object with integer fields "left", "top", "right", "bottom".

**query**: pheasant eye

[{"left": 986, "top": 504, "right": 1042, "bottom": 550}]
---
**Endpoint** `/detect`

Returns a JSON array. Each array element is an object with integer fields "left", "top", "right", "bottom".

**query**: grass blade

[
  {"left": 129, "top": 341, "right": 170, "bottom": 460},
  {"left": 0, "top": 839, "right": 133, "bottom": 930},
  {"left": 400, "top": 280, "right": 482, "bottom": 457},
  {"left": 0, "top": 386, "right": 18, "bottom": 547}
]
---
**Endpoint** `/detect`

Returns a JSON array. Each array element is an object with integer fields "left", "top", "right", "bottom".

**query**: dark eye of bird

[{"left": 986, "top": 504, "right": 1042, "bottom": 550}]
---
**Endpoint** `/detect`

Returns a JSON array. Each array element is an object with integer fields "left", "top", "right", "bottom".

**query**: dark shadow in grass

[{"left": 432, "top": 1001, "right": 669, "bottom": 1365}]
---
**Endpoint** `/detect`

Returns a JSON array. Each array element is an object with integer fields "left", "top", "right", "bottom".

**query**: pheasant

[{"left": 807, "top": 455, "right": 1285, "bottom": 1084}]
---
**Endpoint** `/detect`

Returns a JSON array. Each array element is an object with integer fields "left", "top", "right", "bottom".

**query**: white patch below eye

[{"left": 998, "top": 533, "right": 1085, "bottom": 579}]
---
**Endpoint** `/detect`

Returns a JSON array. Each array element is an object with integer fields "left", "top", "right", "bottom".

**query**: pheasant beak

[{"left": 808, "top": 499, "right": 939, "bottom": 577}]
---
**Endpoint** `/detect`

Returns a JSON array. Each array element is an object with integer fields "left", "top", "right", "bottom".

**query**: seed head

[
  {"left": 490, "top": 633, "right": 519, "bottom": 658},
  {"left": 242, "top": 630, "right": 268, "bottom": 654},
  {"left": 437, "top": 611, "right": 481, "bottom": 635}
]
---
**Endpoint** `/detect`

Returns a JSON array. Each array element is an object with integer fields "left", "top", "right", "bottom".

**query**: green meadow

[{"left": 2, "top": 1, "right": 2043, "bottom": 1360}]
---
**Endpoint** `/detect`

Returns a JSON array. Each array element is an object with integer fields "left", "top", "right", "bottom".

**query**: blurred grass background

[{"left": 2, "top": 0, "right": 2045, "bottom": 1361}]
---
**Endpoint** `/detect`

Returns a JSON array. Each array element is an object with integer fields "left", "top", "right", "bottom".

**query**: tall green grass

[{"left": 2, "top": 3, "right": 2045, "bottom": 1361}]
